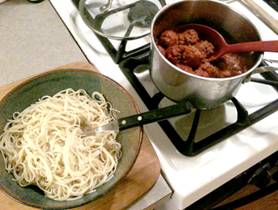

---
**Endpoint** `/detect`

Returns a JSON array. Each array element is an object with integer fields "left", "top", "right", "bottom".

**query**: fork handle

[{"left": 118, "top": 101, "right": 192, "bottom": 131}]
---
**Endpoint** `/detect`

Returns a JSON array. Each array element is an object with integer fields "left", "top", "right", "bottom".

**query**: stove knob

[
  {"left": 249, "top": 163, "right": 272, "bottom": 189},
  {"left": 273, "top": 170, "right": 278, "bottom": 182}
]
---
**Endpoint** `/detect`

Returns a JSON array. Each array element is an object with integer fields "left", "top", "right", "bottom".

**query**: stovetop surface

[{"left": 50, "top": 0, "right": 278, "bottom": 209}]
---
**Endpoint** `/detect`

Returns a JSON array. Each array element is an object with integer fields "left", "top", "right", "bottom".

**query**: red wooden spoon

[{"left": 186, "top": 24, "right": 278, "bottom": 61}]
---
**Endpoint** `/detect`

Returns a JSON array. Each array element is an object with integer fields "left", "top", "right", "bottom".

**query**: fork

[{"left": 83, "top": 101, "right": 192, "bottom": 135}]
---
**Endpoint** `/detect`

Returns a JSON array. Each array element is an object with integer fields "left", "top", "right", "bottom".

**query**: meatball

[
  {"left": 157, "top": 45, "right": 166, "bottom": 56},
  {"left": 165, "top": 45, "right": 185, "bottom": 64},
  {"left": 158, "top": 26, "right": 249, "bottom": 78},
  {"left": 182, "top": 46, "right": 205, "bottom": 68},
  {"left": 197, "top": 62, "right": 219, "bottom": 77},
  {"left": 194, "top": 40, "right": 215, "bottom": 58},
  {"left": 178, "top": 29, "right": 199, "bottom": 45},
  {"left": 216, "top": 53, "right": 246, "bottom": 74},
  {"left": 195, "top": 69, "right": 209, "bottom": 77},
  {"left": 159, "top": 30, "right": 179, "bottom": 48},
  {"left": 176, "top": 64, "right": 195, "bottom": 74},
  {"left": 218, "top": 69, "right": 238, "bottom": 78}
]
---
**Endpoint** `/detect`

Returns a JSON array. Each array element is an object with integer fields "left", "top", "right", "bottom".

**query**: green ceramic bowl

[{"left": 0, "top": 69, "right": 143, "bottom": 209}]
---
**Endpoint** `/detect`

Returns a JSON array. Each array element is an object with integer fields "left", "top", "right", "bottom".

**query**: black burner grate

[
  {"left": 119, "top": 54, "right": 278, "bottom": 156},
  {"left": 73, "top": 0, "right": 278, "bottom": 156}
]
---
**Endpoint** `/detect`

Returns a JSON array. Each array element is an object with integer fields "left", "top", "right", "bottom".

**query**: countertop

[
  {"left": 0, "top": 0, "right": 86, "bottom": 86},
  {"left": 0, "top": 0, "right": 172, "bottom": 209}
]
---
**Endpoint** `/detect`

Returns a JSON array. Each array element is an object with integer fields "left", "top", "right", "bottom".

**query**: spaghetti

[{"left": 0, "top": 89, "right": 121, "bottom": 201}]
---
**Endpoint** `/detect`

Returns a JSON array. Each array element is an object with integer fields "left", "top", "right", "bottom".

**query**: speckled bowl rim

[{"left": 0, "top": 68, "right": 143, "bottom": 209}]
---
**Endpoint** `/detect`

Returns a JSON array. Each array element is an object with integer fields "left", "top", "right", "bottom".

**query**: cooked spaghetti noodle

[{"left": 0, "top": 89, "right": 121, "bottom": 201}]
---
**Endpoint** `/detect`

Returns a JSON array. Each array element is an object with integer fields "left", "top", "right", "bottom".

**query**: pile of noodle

[{"left": 0, "top": 89, "right": 121, "bottom": 201}]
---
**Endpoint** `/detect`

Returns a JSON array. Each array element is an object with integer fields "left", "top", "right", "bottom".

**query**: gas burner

[
  {"left": 76, "top": 0, "right": 165, "bottom": 63},
  {"left": 128, "top": 1, "right": 159, "bottom": 28}
]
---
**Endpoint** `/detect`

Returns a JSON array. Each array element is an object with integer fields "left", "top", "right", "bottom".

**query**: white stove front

[{"left": 50, "top": 0, "right": 278, "bottom": 209}]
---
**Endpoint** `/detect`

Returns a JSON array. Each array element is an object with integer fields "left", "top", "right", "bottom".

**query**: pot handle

[
  {"left": 252, "top": 66, "right": 277, "bottom": 74},
  {"left": 242, "top": 63, "right": 278, "bottom": 87}
]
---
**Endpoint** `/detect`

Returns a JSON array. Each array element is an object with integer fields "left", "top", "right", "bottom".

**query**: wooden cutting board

[{"left": 0, "top": 62, "right": 161, "bottom": 210}]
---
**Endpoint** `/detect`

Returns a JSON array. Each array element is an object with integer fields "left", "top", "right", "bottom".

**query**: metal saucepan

[{"left": 150, "top": 0, "right": 277, "bottom": 109}]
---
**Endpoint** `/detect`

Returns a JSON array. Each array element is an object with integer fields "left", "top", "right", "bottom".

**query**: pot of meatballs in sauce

[{"left": 150, "top": 0, "right": 266, "bottom": 109}]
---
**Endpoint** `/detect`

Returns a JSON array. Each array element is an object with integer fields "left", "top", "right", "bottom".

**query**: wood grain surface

[
  {"left": 0, "top": 62, "right": 161, "bottom": 210},
  {"left": 218, "top": 184, "right": 278, "bottom": 210}
]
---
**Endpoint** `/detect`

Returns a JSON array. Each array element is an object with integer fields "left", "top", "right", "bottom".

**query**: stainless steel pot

[{"left": 150, "top": 0, "right": 267, "bottom": 109}]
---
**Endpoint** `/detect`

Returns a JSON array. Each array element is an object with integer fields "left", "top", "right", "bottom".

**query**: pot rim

[{"left": 150, "top": 0, "right": 264, "bottom": 82}]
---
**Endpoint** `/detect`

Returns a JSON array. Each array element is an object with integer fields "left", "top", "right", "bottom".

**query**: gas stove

[{"left": 50, "top": 0, "right": 278, "bottom": 209}]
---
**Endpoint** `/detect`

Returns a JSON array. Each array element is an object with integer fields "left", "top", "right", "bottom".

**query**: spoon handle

[{"left": 227, "top": 40, "right": 278, "bottom": 53}]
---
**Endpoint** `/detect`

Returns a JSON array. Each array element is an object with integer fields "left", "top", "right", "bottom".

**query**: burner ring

[
  {"left": 78, "top": 0, "right": 163, "bottom": 40},
  {"left": 128, "top": 0, "right": 159, "bottom": 28}
]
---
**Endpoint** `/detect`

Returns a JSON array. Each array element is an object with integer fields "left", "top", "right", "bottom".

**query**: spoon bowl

[{"left": 186, "top": 24, "right": 278, "bottom": 61}]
